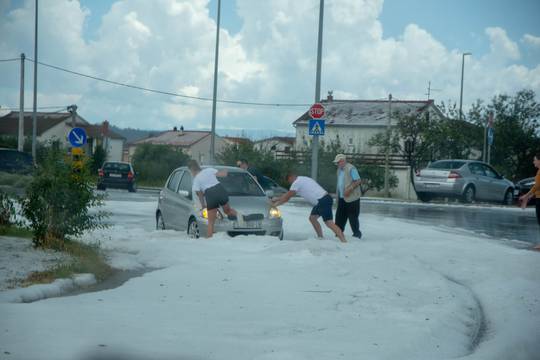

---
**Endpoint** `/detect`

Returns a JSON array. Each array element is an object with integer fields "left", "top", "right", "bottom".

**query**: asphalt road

[{"left": 102, "top": 189, "right": 539, "bottom": 246}]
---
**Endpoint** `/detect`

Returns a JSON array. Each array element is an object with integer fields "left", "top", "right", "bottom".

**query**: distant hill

[{"left": 110, "top": 125, "right": 162, "bottom": 143}]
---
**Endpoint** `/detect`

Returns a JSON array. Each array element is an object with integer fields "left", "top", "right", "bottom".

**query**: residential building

[
  {"left": 0, "top": 111, "right": 125, "bottom": 161},
  {"left": 223, "top": 136, "right": 252, "bottom": 148},
  {"left": 293, "top": 94, "right": 446, "bottom": 153},
  {"left": 127, "top": 127, "right": 226, "bottom": 164},
  {"left": 254, "top": 136, "right": 295, "bottom": 154}
]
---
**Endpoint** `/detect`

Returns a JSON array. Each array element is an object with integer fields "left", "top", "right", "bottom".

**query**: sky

[{"left": 0, "top": 0, "right": 539, "bottom": 137}]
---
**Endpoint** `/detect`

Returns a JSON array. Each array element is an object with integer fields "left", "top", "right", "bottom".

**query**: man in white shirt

[
  {"left": 272, "top": 172, "right": 346, "bottom": 243},
  {"left": 188, "top": 160, "right": 240, "bottom": 238}
]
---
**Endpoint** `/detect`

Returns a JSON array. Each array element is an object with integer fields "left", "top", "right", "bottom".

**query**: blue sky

[{"left": 1, "top": 0, "right": 539, "bottom": 134}]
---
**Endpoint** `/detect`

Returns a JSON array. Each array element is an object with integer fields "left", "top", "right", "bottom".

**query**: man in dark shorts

[
  {"left": 188, "top": 160, "right": 241, "bottom": 238},
  {"left": 272, "top": 172, "right": 346, "bottom": 243}
]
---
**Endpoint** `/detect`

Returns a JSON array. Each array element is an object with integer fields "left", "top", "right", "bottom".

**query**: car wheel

[
  {"left": 417, "top": 192, "right": 432, "bottom": 202},
  {"left": 278, "top": 229, "right": 284, "bottom": 241},
  {"left": 502, "top": 189, "right": 513, "bottom": 205},
  {"left": 128, "top": 184, "right": 137, "bottom": 193},
  {"left": 188, "top": 218, "right": 200, "bottom": 239},
  {"left": 461, "top": 185, "right": 475, "bottom": 203},
  {"left": 97, "top": 184, "right": 106, "bottom": 191},
  {"left": 156, "top": 212, "right": 166, "bottom": 230}
]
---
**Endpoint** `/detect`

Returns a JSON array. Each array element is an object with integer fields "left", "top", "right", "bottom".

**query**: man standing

[
  {"left": 188, "top": 160, "right": 241, "bottom": 238},
  {"left": 272, "top": 172, "right": 346, "bottom": 243},
  {"left": 333, "top": 154, "right": 362, "bottom": 239}
]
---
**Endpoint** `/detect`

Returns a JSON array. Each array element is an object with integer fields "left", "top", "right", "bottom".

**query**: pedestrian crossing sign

[{"left": 309, "top": 119, "right": 325, "bottom": 136}]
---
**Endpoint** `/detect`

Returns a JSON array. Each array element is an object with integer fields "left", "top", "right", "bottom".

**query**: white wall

[
  {"left": 106, "top": 138, "right": 124, "bottom": 162},
  {"left": 39, "top": 123, "right": 72, "bottom": 147},
  {"left": 187, "top": 135, "right": 226, "bottom": 165},
  {"left": 295, "top": 125, "right": 386, "bottom": 153},
  {"left": 254, "top": 139, "right": 293, "bottom": 153}
]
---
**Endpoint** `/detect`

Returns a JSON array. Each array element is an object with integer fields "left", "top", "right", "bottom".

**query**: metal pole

[
  {"left": 209, "top": 0, "right": 221, "bottom": 165},
  {"left": 31, "top": 0, "right": 38, "bottom": 161},
  {"left": 18, "top": 53, "right": 25, "bottom": 152},
  {"left": 487, "top": 140, "right": 491, "bottom": 165},
  {"left": 311, "top": 0, "right": 324, "bottom": 180},
  {"left": 458, "top": 52, "right": 471, "bottom": 121},
  {"left": 384, "top": 94, "right": 392, "bottom": 197},
  {"left": 482, "top": 121, "right": 487, "bottom": 163}
]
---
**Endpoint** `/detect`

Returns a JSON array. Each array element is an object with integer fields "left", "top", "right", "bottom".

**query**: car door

[
  {"left": 481, "top": 164, "right": 506, "bottom": 202},
  {"left": 160, "top": 170, "right": 182, "bottom": 229},
  {"left": 467, "top": 162, "right": 488, "bottom": 200},
  {"left": 174, "top": 171, "right": 194, "bottom": 231}
]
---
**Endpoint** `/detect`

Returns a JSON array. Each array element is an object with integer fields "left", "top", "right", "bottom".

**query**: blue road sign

[
  {"left": 309, "top": 119, "right": 325, "bottom": 136},
  {"left": 487, "top": 127, "right": 494, "bottom": 146},
  {"left": 68, "top": 127, "right": 87, "bottom": 147}
]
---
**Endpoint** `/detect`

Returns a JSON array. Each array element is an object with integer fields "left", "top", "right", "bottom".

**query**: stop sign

[{"left": 309, "top": 103, "right": 325, "bottom": 119}]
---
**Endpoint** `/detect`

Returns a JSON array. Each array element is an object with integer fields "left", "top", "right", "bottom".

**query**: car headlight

[
  {"left": 269, "top": 207, "right": 281, "bottom": 218},
  {"left": 201, "top": 208, "right": 208, "bottom": 219}
]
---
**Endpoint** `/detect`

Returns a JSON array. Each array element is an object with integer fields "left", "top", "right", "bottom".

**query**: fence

[{"left": 273, "top": 150, "right": 409, "bottom": 167}]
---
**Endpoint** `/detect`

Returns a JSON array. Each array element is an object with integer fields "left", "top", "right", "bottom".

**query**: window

[
  {"left": 103, "top": 162, "right": 130, "bottom": 172},
  {"left": 482, "top": 165, "right": 499, "bottom": 179},
  {"left": 348, "top": 138, "right": 353, "bottom": 145},
  {"left": 167, "top": 171, "right": 182, "bottom": 192},
  {"left": 219, "top": 172, "right": 265, "bottom": 196},
  {"left": 178, "top": 172, "right": 192, "bottom": 197},
  {"left": 430, "top": 161, "right": 466, "bottom": 170},
  {"left": 468, "top": 163, "right": 486, "bottom": 176}
]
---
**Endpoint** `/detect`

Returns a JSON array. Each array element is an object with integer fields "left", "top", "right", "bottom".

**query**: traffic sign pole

[{"left": 311, "top": 0, "right": 324, "bottom": 181}]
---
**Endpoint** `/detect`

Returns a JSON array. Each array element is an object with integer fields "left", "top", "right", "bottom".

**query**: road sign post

[{"left": 309, "top": 103, "right": 325, "bottom": 179}]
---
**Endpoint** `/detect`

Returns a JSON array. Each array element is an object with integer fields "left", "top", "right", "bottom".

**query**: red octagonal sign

[{"left": 309, "top": 103, "right": 325, "bottom": 119}]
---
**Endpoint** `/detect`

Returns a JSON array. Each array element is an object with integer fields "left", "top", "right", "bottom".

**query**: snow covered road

[{"left": 1, "top": 198, "right": 539, "bottom": 360}]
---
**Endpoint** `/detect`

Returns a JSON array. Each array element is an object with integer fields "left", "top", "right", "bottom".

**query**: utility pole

[
  {"left": 68, "top": 104, "right": 78, "bottom": 127},
  {"left": 209, "top": 0, "right": 221, "bottom": 165},
  {"left": 311, "top": 0, "right": 324, "bottom": 180},
  {"left": 18, "top": 53, "right": 25, "bottom": 152},
  {"left": 384, "top": 94, "right": 392, "bottom": 197},
  {"left": 31, "top": 0, "right": 38, "bottom": 161},
  {"left": 458, "top": 52, "right": 471, "bottom": 121}
]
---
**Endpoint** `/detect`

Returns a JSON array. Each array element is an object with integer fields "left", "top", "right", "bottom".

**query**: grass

[
  {"left": 0, "top": 225, "right": 33, "bottom": 238},
  {"left": 22, "top": 238, "right": 114, "bottom": 286},
  {"left": 136, "top": 179, "right": 165, "bottom": 188}
]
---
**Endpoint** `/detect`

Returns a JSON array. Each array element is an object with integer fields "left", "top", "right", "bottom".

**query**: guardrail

[{"left": 273, "top": 150, "right": 409, "bottom": 166}]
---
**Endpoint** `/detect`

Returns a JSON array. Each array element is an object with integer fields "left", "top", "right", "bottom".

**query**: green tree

[
  {"left": 90, "top": 144, "right": 108, "bottom": 174},
  {"left": 467, "top": 89, "right": 540, "bottom": 180},
  {"left": 21, "top": 145, "right": 108, "bottom": 248},
  {"left": 132, "top": 144, "right": 190, "bottom": 185}
]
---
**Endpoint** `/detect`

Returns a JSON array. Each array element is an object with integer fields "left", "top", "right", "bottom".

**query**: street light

[{"left": 458, "top": 52, "right": 471, "bottom": 121}]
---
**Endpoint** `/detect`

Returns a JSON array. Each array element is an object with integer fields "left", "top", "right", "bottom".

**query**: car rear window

[
  {"left": 428, "top": 161, "right": 466, "bottom": 170},
  {"left": 0, "top": 150, "right": 33, "bottom": 171},
  {"left": 103, "top": 163, "right": 131, "bottom": 172},
  {"left": 219, "top": 172, "right": 264, "bottom": 196}
]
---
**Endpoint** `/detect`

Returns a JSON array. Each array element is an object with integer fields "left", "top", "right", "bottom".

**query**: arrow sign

[
  {"left": 68, "top": 127, "right": 87, "bottom": 147},
  {"left": 309, "top": 119, "right": 325, "bottom": 136}
]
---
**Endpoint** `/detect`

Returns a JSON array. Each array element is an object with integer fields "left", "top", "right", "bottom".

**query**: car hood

[{"left": 227, "top": 196, "right": 272, "bottom": 216}]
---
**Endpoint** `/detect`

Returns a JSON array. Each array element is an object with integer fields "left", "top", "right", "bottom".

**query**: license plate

[
  {"left": 109, "top": 173, "right": 122, "bottom": 178},
  {"left": 234, "top": 221, "right": 261, "bottom": 229}
]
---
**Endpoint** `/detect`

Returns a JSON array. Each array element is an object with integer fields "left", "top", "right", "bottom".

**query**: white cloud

[
  {"left": 0, "top": 0, "right": 539, "bottom": 134},
  {"left": 522, "top": 33, "right": 540, "bottom": 48}
]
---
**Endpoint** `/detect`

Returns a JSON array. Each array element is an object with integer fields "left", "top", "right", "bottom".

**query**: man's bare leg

[
  {"left": 309, "top": 215, "right": 323, "bottom": 238},
  {"left": 207, "top": 208, "right": 218, "bottom": 238},
  {"left": 325, "top": 220, "right": 347, "bottom": 243}
]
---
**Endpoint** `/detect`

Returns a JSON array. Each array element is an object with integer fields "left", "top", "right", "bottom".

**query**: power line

[
  {"left": 0, "top": 105, "right": 68, "bottom": 111},
  {"left": 0, "top": 58, "right": 19, "bottom": 62},
  {"left": 24, "top": 58, "right": 312, "bottom": 108}
]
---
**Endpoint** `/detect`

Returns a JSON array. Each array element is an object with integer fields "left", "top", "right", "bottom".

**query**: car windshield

[
  {"left": 104, "top": 163, "right": 130, "bottom": 172},
  {"left": 428, "top": 161, "right": 466, "bottom": 170},
  {"left": 219, "top": 171, "right": 265, "bottom": 196}
]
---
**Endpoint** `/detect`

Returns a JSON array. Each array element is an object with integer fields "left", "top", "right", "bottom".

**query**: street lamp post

[
  {"left": 311, "top": 0, "right": 324, "bottom": 180},
  {"left": 209, "top": 0, "right": 221, "bottom": 164},
  {"left": 458, "top": 52, "right": 471, "bottom": 121}
]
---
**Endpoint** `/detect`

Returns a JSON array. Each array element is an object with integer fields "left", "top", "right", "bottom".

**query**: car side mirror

[{"left": 265, "top": 190, "right": 275, "bottom": 198}]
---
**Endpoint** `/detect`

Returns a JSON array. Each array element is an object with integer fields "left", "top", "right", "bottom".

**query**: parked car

[
  {"left": 515, "top": 177, "right": 536, "bottom": 206},
  {"left": 415, "top": 159, "right": 515, "bottom": 205},
  {"left": 0, "top": 148, "right": 33, "bottom": 174},
  {"left": 156, "top": 166, "right": 283, "bottom": 239},
  {"left": 97, "top": 161, "right": 137, "bottom": 192},
  {"left": 259, "top": 175, "right": 288, "bottom": 197}
]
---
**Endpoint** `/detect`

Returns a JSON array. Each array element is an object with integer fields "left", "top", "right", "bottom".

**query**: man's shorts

[
  {"left": 310, "top": 194, "right": 333, "bottom": 221},
  {"left": 204, "top": 183, "right": 229, "bottom": 210}
]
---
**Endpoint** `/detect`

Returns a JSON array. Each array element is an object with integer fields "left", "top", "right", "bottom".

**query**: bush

[
  {"left": 132, "top": 143, "right": 190, "bottom": 185},
  {"left": 0, "top": 190, "right": 16, "bottom": 226},
  {"left": 21, "top": 146, "right": 108, "bottom": 248}
]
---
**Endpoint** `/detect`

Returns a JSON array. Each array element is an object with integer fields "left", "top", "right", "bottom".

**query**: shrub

[
  {"left": 21, "top": 146, "right": 108, "bottom": 248},
  {"left": 132, "top": 143, "right": 190, "bottom": 185},
  {"left": 0, "top": 190, "right": 16, "bottom": 226}
]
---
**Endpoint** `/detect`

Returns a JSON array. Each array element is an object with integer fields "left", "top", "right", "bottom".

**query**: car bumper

[
  {"left": 415, "top": 180, "right": 463, "bottom": 196},
  {"left": 98, "top": 178, "right": 134, "bottom": 188},
  {"left": 198, "top": 217, "right": 283, "bottom": 237}
]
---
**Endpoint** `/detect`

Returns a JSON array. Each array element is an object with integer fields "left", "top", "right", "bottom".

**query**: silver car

[
  {"left": 156, "top": 166, "right": 283, "bottom": 239},
  {"left": 415, "top": 160, "right": 515, "bottom": 204}
]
